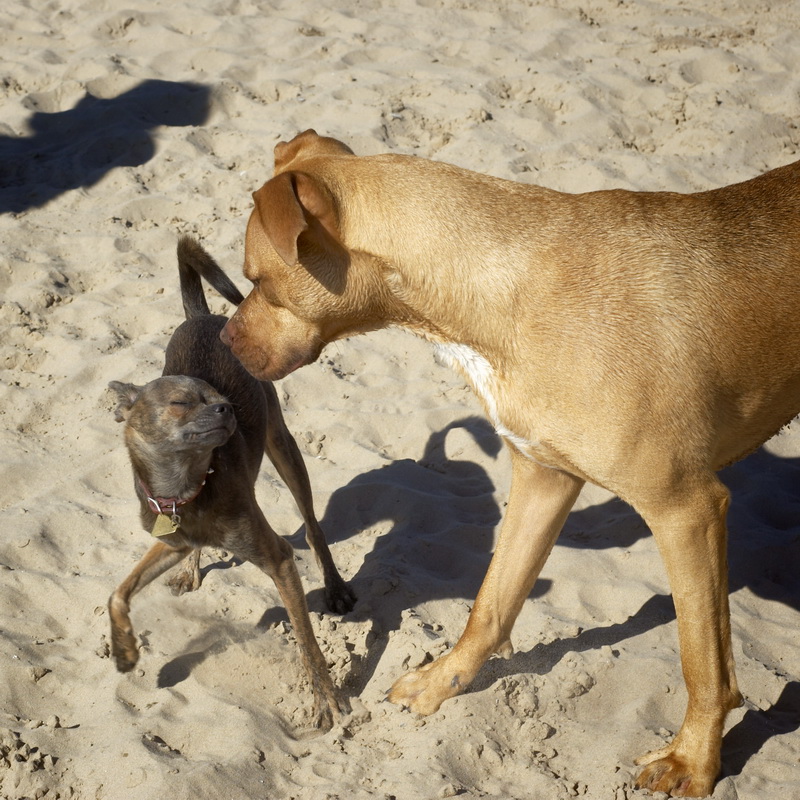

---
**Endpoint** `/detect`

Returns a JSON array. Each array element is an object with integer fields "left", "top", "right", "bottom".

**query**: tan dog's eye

[{"left": 253, "top": 279, "right": 284, "bottom": 308}]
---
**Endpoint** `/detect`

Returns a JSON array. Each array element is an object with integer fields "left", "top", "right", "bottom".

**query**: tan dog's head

[{"left": 221, "top": 130, "right": 388, "bottom": 380}]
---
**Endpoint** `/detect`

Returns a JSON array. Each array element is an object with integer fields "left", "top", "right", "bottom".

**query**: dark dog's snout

[{"left": 191, "top": 400, "right": 236, "bottom": 442}]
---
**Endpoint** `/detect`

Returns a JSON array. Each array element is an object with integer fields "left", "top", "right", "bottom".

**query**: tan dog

[{"left": 221, "top": 130, "right": 800, "bottom": 796}]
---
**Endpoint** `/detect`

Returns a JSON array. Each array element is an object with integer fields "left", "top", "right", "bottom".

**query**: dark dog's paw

[
  {"left": 310, "top": 685, "right": 348, "bottom": 731},
  {"left": 167, "top": 566, "right": 202, "bottom": 596},
  {"left": 114, "top": 654, "right": 138, "bottom": 673},
  {"left": 167, "top": 549, "right": 202, "bottom": 596},
  {"left": 111, "top": 629, "right": 140, "bottom": 673},
  {"left": 326, "top": 579, "right": 357, "bottom": 615}
]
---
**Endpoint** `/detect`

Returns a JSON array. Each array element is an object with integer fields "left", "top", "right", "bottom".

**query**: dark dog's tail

[{"left": 177, "top": 235, "right": 245, "bottom": 319}]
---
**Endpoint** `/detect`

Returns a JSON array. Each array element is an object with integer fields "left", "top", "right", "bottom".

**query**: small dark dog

[{"left": 107, "top": 236, "right": 355, "bottom": 728}]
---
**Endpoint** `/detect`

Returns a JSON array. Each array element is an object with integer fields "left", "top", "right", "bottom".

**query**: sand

[{"left": 1, "top": 0, "right": 799, "bottom": 798}]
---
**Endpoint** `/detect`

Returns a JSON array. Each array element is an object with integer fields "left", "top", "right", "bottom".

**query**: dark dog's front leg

[
  {"left": 109, "top": 541, "right": 193, "bottom": 672},
  {"left": 167, "top": 548, "right": 203, "bottom": 596}
]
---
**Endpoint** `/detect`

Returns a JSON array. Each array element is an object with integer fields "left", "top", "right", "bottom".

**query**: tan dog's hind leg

[
  {"left": 389, "top": 454, "right": 584, "bottom": 714},
  {"left": 109, "top": 541, "right": 193, "bottom": 672},
  {"left": 167, "top": 548, "right": 202, "bottom": 595},
  {"left": 262, "top": 383, "right": 356, "bottom": 614},
  {"left": 634, "top": 475, "right": 742, "bottom": 798},
  {"left": 243, "top": 508, "right": 345, "bottom": 730}
]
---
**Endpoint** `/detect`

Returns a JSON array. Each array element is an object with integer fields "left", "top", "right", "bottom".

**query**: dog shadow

[
  {"left": 0, "top": 79, "right": 210, "bottom": 214},
  {"left": 721, "top": 680, "right": 800, "bottom": 779},
  {"left": 311, "top": 428, "right": 798, "bottom": 777},
  {"left": 292, "top": 416, "right": 506, "bottom": 681}
]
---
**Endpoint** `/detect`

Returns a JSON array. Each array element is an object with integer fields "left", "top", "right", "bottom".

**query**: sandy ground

[{"left": 1, "top": 1, "right": 799, "bottom": 798}]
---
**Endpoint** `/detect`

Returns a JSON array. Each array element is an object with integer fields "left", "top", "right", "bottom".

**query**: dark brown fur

[{"left": 107, "top": 235, "right": 354, "bottom": 728}]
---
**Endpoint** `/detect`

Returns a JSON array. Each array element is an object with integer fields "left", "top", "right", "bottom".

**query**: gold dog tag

[{"left": 151, "top": 513, "right": 179, "bottom": 538}]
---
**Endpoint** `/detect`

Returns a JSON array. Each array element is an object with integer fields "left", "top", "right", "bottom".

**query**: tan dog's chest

[{"left": 434, "top": 342, "right": 567, "bottom": 469}]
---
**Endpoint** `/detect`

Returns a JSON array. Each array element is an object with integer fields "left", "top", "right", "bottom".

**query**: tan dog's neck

[
  {"left": 313, "top": 161, "right": 549, "bottom": 457},
  {"left": 323, "top": 155, "right": 549, "bottom": 364}
]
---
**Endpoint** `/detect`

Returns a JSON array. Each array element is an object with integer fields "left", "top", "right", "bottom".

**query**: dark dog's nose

[{"left": 211, "top": 403, "right": 233, "bottom": 415}]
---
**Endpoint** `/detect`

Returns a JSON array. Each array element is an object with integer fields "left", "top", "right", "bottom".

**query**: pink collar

[{"left": 137, "top": 468, "right": 213, "bottom": 516}]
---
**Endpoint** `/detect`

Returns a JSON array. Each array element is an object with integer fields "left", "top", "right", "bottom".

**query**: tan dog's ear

[
  {"left": 274, "top": 129, "right": 319, "bottom": 172},
  {"left": 253, "top": 172, "right": 343, "bottom": 268},
  {"left": 252, "top": 174, "right": 308, "bottom": 266},
  {"left": 108, "top": 381, "right": 142, "bottom": 423},
  {"left": 295, "top": 172, "right": 341, "bottom": 243},
  {"left": 274, "top": 129, "right": 355, "bottom": 172}
]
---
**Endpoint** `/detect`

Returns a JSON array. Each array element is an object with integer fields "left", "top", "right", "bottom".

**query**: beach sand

[{"left": 1, "top": 1, "right": 798, "bottom": 797}]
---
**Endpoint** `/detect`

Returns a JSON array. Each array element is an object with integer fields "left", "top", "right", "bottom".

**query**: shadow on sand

[{"left": 0, "top": 79, "right": 210, "bottom": 214}]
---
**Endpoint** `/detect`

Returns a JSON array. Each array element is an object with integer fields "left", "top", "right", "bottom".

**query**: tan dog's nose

[{"left": 220, "top": 319, "right": 235, "bottom": 348}]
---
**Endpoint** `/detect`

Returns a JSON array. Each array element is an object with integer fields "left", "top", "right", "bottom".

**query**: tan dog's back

[{"left": 270, "top": 149, "right": 800, "bottom": 480}]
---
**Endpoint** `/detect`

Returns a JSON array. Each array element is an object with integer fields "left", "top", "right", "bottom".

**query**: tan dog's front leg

[
  {"left": 109, "top": 541, "right": 193, "bottom": 672},
  {"left": 389, "top": 455, "right": 584, "bottom": 714},
  {"left": 634, "top": 476, "right": 742, "bottom": 798}
]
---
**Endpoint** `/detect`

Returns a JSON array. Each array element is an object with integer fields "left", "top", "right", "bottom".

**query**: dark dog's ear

[{"left": 108, "top": 381, "right": 142, "bottom": 423}]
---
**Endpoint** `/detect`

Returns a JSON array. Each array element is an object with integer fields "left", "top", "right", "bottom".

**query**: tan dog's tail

[{"left": 176, "top": 235, "right": 245, "bottom": 319}]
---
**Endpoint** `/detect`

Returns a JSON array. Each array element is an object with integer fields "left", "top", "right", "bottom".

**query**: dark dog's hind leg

[
  {"left": 235, "top": 510, "right": 346, "bottom": 730},
  {"left": 262, "top": 382, "right": 356, "bottom": 614}
]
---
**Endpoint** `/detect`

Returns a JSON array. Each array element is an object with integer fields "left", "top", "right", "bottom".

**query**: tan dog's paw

[
  {"left": 635, "top": 749, "right": 715, "bottom": 798},
  {"left": 388, "top": 654, "right": 466, "bottom": 715}
]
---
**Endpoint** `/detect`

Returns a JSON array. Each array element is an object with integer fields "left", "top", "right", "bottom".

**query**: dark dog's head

[
  {"left": 109, "top": 376, "right": 236, "bottom": 458},
  {"left": 220, "top": 130, "right": 392, "bottom": 381}
]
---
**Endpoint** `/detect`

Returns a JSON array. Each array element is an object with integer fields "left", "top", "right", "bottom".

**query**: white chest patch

[{"left": 434, "top": 343, "right": 539, "bottom": 458}]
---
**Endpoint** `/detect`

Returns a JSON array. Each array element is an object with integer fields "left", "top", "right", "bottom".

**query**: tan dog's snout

[
  {"left": 220, "top": 313, "right": 260, "bottom": 369},
  {"left": 219, "top": 314, "right": 265, "bottom": 377},
  {"left": 219, "top": 316, "right": 236, "bottom": 349},
  {"left": 220, "top": 292, "right": 324, "bottom": 382}
]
